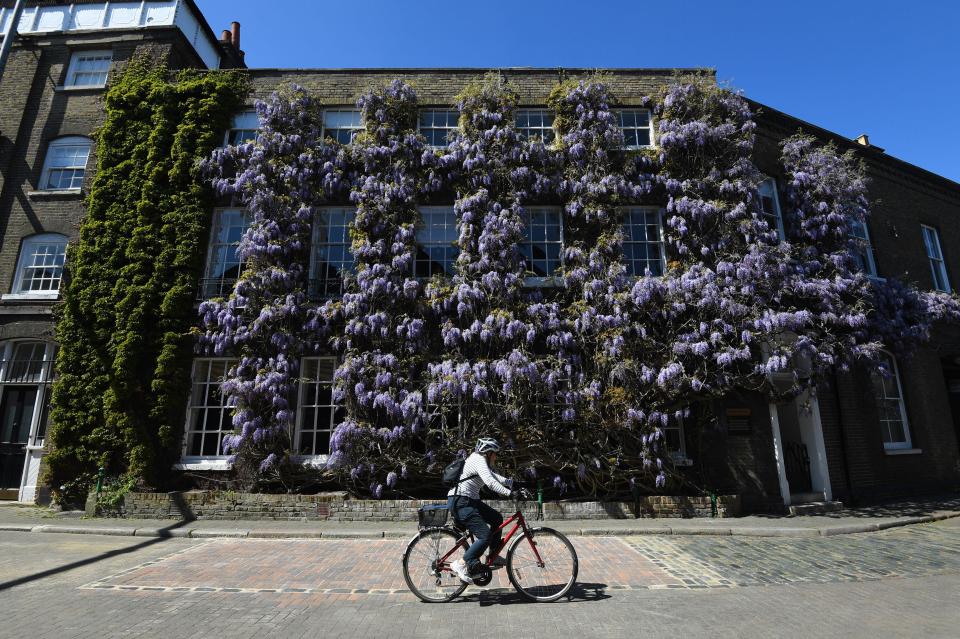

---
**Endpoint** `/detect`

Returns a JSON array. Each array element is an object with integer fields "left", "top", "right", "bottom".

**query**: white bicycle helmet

[{"left": 475, "top": 437, "right": 500, "bottom": 454}]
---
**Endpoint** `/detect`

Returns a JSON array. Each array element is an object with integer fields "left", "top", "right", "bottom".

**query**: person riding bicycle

[{"left": 447, "top": 437, "right": 520, "bottom": 584}]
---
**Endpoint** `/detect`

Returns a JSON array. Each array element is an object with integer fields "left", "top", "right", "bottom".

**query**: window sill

[
  {"left": 292, "top": 454, "right": 330, "bottom": 467},
  {"left": 27, "top": 189, "right": 84, "bottom": 200},
  {"left": 55, "top": 84, "right": 107, "bottom": 92},
  {"left": 175, "top": 458, "right": 232, "bottom": 471},
  {"left": 1, "top": 293, "right": 59, "bottom": 301},
  {"left": 523, "top": 276, "right": 564, "bottom": 288},
  {"left": 884, "top": 447, "right": 922, "bottom": 456}
]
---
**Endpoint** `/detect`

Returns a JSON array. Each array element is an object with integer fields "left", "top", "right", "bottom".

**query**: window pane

[
  {"left": 184, "top": 359, "right": 237, "bottom": 458},
  {"left": 616, "top": 110, "right": 652, "bottom": 148},
  {"left": 67, "top": 52, "right": 112, "bottom": 87},
  {"left": 201, "top": 209, "right": 250, "bottom": 299},
  {"left": 295, "top": 357, "right": 339, "bottom": 456},
  {"left": 419, "top": 110, "right": 458, "bottom": 147},
  {"left": 870, "top": 353, "right": 911, "bottom": 447},
  {"left": 311, "top": 207, "right": 355, "bottom": 298},
  {"left": 16, "top": 236, "right": 68, "bottom": 294},
  {"left": 414, "top": 206, "right": 458, "bottom": 277},
  {"left": 622, "top": 208, "right": 664, "bottom": 276}
]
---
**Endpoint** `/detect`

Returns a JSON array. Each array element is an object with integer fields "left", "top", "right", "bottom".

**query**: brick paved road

[{"left": 2, "top": 519, "right": 959, "bottom": 638}]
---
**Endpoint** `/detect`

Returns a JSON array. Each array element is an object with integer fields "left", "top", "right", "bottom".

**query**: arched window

[
  {"left": 8, "top": 233, "right": 68, "bottom": 298},
  {"left": 40, "top": 136, "right": 92, "bottom": 191}
]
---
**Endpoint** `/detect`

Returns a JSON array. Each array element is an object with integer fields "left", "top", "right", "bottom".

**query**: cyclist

[{"left": 447, "top": 437, "right": 517, "bottom": 584}]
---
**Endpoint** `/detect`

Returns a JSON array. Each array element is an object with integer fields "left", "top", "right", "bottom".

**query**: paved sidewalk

[{"left": 1, "top": 495, "right": 958, "bottom": 539}]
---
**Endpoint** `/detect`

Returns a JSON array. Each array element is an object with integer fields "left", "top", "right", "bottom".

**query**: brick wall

[{"left": 119, "top": 491, "right": 741, "bottom": 521}]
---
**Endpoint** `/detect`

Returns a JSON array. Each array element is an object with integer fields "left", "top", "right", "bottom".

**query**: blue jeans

[{"left": 448, "top": 495, "right": 503, "bottom": 571}]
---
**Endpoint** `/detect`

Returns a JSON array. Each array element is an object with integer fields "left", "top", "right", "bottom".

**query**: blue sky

[{"left": 195, "top": 0, "right": 959, "bottom": 182}]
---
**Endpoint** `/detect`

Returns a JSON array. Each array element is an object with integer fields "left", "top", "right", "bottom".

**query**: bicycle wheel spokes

[
  {"left": 402, "top": 528, "right": 468, "bottom": 603},
  {"left": 507, "top": 528, "right": 578, "bottom": 602}
]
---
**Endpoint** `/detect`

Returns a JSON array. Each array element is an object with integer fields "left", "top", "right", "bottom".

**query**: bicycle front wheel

[
  {"left": 506, "top": 527, "right": 578, "bottom": 602},
  {"left": 402, "top": 527, "right": 468, "bottom": 603}
]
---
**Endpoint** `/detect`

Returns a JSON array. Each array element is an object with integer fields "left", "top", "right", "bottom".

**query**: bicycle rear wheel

[
  {"left": 402, "top": 527, "right": 469, "bottom": 603},
  {"left": 506, "top": 527, "right": 578, "bottom": 602}
]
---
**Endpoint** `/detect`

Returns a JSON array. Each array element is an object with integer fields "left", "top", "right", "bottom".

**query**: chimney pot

[
  {"left": 221, "top": 29, "right": 231, "bottom": 43},
  {"left": 855, "top": 134, "right": 870, "bottom": 147},
  {"left": 231, "top": 21, "right": 241, "bottom": 51}
]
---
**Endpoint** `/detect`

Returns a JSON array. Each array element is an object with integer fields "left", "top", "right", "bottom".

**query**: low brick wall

[{"left": 120, "top": 491, "right": 740, "bottom": 521}]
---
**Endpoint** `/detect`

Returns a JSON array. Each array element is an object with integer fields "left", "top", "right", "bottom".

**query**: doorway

[{"left": 769, "top": 391, "right": 832, "bottom": 506}]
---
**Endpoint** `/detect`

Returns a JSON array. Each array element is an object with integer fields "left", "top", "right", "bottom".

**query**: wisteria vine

[{"left": 200, "top": 75, "right": 960, "bottom": 497}]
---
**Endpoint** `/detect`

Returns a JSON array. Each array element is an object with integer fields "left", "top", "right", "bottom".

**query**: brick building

[{"left": 0, "top": 1, "right": 956, "bottom": 511}]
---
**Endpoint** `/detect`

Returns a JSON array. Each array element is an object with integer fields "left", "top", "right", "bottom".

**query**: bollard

[{"left": 537, "top": 480, "right": 544, "bottom": 520}]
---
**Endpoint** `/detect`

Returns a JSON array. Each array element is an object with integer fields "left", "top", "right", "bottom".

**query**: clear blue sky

[{"left": 196, "top": 0, "right": 959, "bottom": 182}]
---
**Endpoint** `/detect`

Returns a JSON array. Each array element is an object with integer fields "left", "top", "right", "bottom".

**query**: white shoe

[{"left": 450, "top": 559, "right": 474, "bottom": 584}]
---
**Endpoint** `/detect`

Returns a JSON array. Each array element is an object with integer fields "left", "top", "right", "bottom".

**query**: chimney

[
  {"left": 220, "top": 29, "right": 231, "bottom": 43},
  {"left": 231, "top": 22, "right": 241, "bottom": 51},
  {"left": 855, "top": 134, "right": 870, "bottom": 147}
]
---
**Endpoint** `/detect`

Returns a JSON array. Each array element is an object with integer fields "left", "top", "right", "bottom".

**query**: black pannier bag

[{"left": 417, "top": 504, "right": 449, "bottom": 528}]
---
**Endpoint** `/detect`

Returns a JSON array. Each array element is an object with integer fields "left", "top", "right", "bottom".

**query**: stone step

[
  {"left": 791, "top": 491, "right": 826, "bottom": 504},
  {"left": 789, "top": 501, "right": 844, "bottom": 516}
]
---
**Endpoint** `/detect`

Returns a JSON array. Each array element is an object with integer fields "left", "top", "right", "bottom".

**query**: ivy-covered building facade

[{"left": 0, "top": 1, "right": 957, "bottom": 512}]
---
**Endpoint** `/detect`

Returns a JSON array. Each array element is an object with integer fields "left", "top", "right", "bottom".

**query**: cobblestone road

[{"left": 2, "top": 519, "right": 959, "bottom": 638}]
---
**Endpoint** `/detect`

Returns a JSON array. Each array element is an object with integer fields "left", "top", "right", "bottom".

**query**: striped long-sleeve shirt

[{"left": 447, "top": 452, "right": 513, "bottom": 499}]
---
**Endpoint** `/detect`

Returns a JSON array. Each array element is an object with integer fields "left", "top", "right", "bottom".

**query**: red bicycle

[{"left": 402, "top": 497, "right": 579, "bottom": 603}]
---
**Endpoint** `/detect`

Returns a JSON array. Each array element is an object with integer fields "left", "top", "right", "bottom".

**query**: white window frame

[
  {"left": 0, "top": 340, "right": 57, "bottom": 452},
  {"left": 616, "top": 109, "right": 655, "bottom": 149},
  {"left": 179, "top": 358, "right": 238, "bottom": 467},
  {"left": 292, "top": 357, "right": 341, "bottom": 462},
  {"left": 200, "top": 208, "right": 250, "bottom": 299},
  {"left": 310, "top": 207, "right": 355, "bottom": 299},
  {"left": 40, "top": 136, "right": 91, "bottom": 191},
  {"left": 664, "top": 417, "right": 690, "bottom": 465},
  {"left": 418, "top": 109, "right": 459, "bottom": 148},
  {"left": 3, "top": 233, "right": 68, "bottom": 301},
  {"left": 64, "top": 50, "right": 112, "bottom": 88},
  {"left": 758, "top": 177, "right": 786, "bottom": 241},
  {"left": 921, "top": 225, "right": 951, "bottom": 293},
  {"left": 322, "top": 108, "right": 363, "bottom": 145},
  {"left": 871, "top": 351, "right": 912, "bottom": 451},
  {"left": 851, "top": 220, "right": 878, "bottom": 277},
  {"left": 521, "top": 206, "right": 564, "bottom": 284},
  {"left": 415, "top": 206, "right": 459, "bottom": 278},
  {"left": 621, "top": 207, "right": 666, "bottom": 277},
  {"left": 224, "top": 110, "right": 258, "bottom": 146},
  {"left": 515, "top": 108, "right": 555, "bottom": 144}
]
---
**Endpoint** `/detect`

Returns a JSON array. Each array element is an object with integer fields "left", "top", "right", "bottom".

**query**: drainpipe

[{"left": 0, "top": 1, "right": 25, "bottom": 81}]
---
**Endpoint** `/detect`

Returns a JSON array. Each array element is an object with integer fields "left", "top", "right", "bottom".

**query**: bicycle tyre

[
  {"left": 402, "top": 527, "right": 469, "bottom": 603},
  {"left": 506, "top": 527, "right": 578, "bottom": 602}
]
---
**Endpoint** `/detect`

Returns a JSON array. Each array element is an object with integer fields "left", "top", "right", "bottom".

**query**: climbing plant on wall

[
  {"left": 199, "top": 74, "right": 960, "bottom": 499},
  {"left": 46, "top": 56, "right": 248, "bottom": 505}
]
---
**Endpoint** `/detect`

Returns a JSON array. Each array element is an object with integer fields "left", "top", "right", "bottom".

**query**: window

[
  {"left": 200, "top": 209, "right": 250, "bottom": 299},
  {"left": 7, "top": 234, "right": 68, "bottom": 299},
  {"left": 64, "top": 50, "right": 112, "bottom": 88},
  {"left": 310, "top": 207, "right": 354, "bottom": 298},
  {"left": 515, "top": 109, "right": 555, "bottom": 144},
  {"left": 870, "top": 352, "right": 912, "bottom": 450},
  {"left": 418, "top": 109, "right": 459, "bottom": 147},
  {"left": 663, "top": 418, "right": 687, "bottom": 462},
  {"left": 850, "top": 220, "right": 878, "bottom": 277},
  {"left": 0, "top": 341, "right": 57, "bottom": 451},
  {"left": 520, "top": 207, "right": 562, "bottom": 277},
  {"left": 295, "top": 358, "right": 343, "bottom": 457},
  {"left": 225, "top": 111, "right": 258, "bottom": 146},
  {"left": 415, "top": 206, "right": 459, "bottom": 278},
  {"left": 921, "top": 225, "right": 951, "bottom": 292},
  {"left": 622, "top": 208, "right": 664, "bottom": 276},
  {"left": 322, "top": 109, "right": 363, "bottom": 144},
  {"left": 758, "top": 178, "right": 786, "bottom": 241},
  {"left": 183, "top": 359, "right": 237, "bottom": 458},
  {"left": 40, "top": 136, "right": 91, "bottom": 190},
  {"left": 616, "top": 109, "right": 653, "bottom": 148}
]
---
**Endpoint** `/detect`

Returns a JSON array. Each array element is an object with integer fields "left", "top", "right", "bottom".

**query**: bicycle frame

[{"left": 436, "top": 507, "right": 545, "bottom": 570}]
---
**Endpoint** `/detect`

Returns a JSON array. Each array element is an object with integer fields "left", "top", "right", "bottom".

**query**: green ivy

[{"left": 45, "top": 56, "right": 249, "bottom": 506}]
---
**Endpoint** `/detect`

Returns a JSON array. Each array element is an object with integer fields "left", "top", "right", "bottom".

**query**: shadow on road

[
  {"left": 0, "top": 519, "right": 192, "bottom": 592},
  {"left": 453, "top": 582, "right": 611, "bottom": 606}
]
